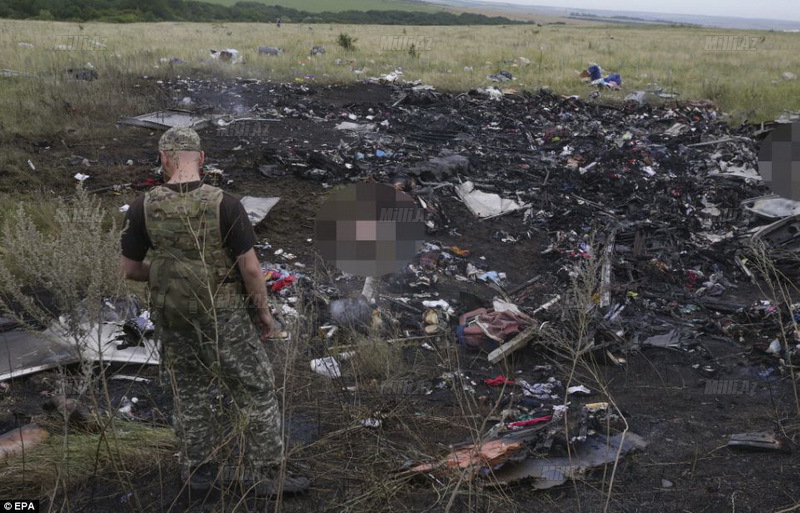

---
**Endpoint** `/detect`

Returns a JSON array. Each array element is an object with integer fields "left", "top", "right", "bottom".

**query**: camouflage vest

[{"left": 144, "top": 184, "right": 244, "bottom": 330}]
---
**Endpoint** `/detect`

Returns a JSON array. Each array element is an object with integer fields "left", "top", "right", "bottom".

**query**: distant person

[
  {"left": 119, "top": 127, "right": 309, "bottom": 497},
  {"left": 277, "top": 17, "right": 281, "bottom": 27}
]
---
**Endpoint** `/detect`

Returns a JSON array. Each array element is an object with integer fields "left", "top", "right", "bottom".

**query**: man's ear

[
  {"left": 198, "top": 150, "right": 205, "bottom": 167},
  {"left": 159, "top": 150, "right": 172, "bottom": 179}
]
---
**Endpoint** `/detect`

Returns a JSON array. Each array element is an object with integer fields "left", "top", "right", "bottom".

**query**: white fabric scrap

[{"left": 455, "top": 181, "right": 530, "bottom": 218}]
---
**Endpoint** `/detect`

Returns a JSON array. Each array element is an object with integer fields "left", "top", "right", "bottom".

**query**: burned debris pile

[
  {"left": 144, "top": 77, "right": 793, "bottom": 484},
  {"left": 4, "top": 75, "right": 798, "bottom": 496},
  {"left": 184, "top": 78, "right": 793, "bottom": 364}
]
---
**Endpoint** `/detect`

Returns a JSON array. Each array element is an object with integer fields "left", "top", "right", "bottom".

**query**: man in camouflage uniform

[{"left": 120, "top": 127, "right": 309, "bottom": 495}]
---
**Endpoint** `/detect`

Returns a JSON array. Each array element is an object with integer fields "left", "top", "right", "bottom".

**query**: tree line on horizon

[{"left": 0, "top": 0, "right": 530, "bottom": 24}]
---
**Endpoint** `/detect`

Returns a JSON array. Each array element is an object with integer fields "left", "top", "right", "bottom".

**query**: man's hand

[
  {"left": 257, "top": 309, "right": 275, "bottom": 342},
  {"left": 237, "top": 248, "right": 277, "bottom": 342}
]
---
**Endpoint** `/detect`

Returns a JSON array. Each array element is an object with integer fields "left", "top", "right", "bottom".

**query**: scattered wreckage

[
  {"left": 201, "top": 77, "right": 794, "bottom": 484},
  {"left": 4, "top": 74, "right": 799, "bottom": 494}
]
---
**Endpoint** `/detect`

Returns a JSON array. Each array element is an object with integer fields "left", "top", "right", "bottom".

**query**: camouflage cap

[{"left": 159, "top": 127, "right": 201, "bottom": 152}]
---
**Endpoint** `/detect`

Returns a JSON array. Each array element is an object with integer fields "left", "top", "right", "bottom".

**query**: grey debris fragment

[
  {"left": 728, "top": 432, "right": 788, "bottom": 452},
  {"left": 239, "top": 196, "right": 281, "bottom": 225},
  {"left": 118, "top": 109, "right": 211, "bottom": 130},
  {"left": 741, "top": 195, "right": 800, "bottom": 219},
  {"left": 641, "top": 329, "right": 683, "bottom": 349},
  {"left": 258, "top": 46, "right": 284, "bottom": 55},
  {"left": 491, "top": 432, "right": 647, "bottom": 487},
  {"left": 335, "top": 121, "right": 376, "bottom": 133},
  {"left": 624, "top": 90, "right": 647, "bottom": 106},
  {"left": 407, "top": 154, "right": 470, "bottom": 181}
]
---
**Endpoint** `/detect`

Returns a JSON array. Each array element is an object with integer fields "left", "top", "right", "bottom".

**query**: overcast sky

[{"left": 489, "top": 0, "right": 800, "bottom": 21}]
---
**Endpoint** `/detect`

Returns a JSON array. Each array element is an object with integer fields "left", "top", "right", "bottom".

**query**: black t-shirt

[{"left": 121, "top": 181, "right": 257, "bottom": 262}]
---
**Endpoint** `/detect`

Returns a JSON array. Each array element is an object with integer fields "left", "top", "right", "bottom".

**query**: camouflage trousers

[{"left": 157, "top": 307, "right": 284, "bottom": 473}]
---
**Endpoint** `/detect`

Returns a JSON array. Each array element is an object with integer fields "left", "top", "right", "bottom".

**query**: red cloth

[
  {"left": 271, "top": 275, "right": 297, "bottom": 292},
  {"left": 507, "top": 415, "right": 552, "bottom": 429},
  {"left": 484, "top": 375, "right": 516, "bottom": 386}
]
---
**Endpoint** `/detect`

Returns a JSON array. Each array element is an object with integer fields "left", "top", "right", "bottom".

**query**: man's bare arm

[
  {"left": 236, "top": 248, "right": 275, "bottom": 340},
  {"left": 120, "top": 256, "right": 150, "bottom": 282}
]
